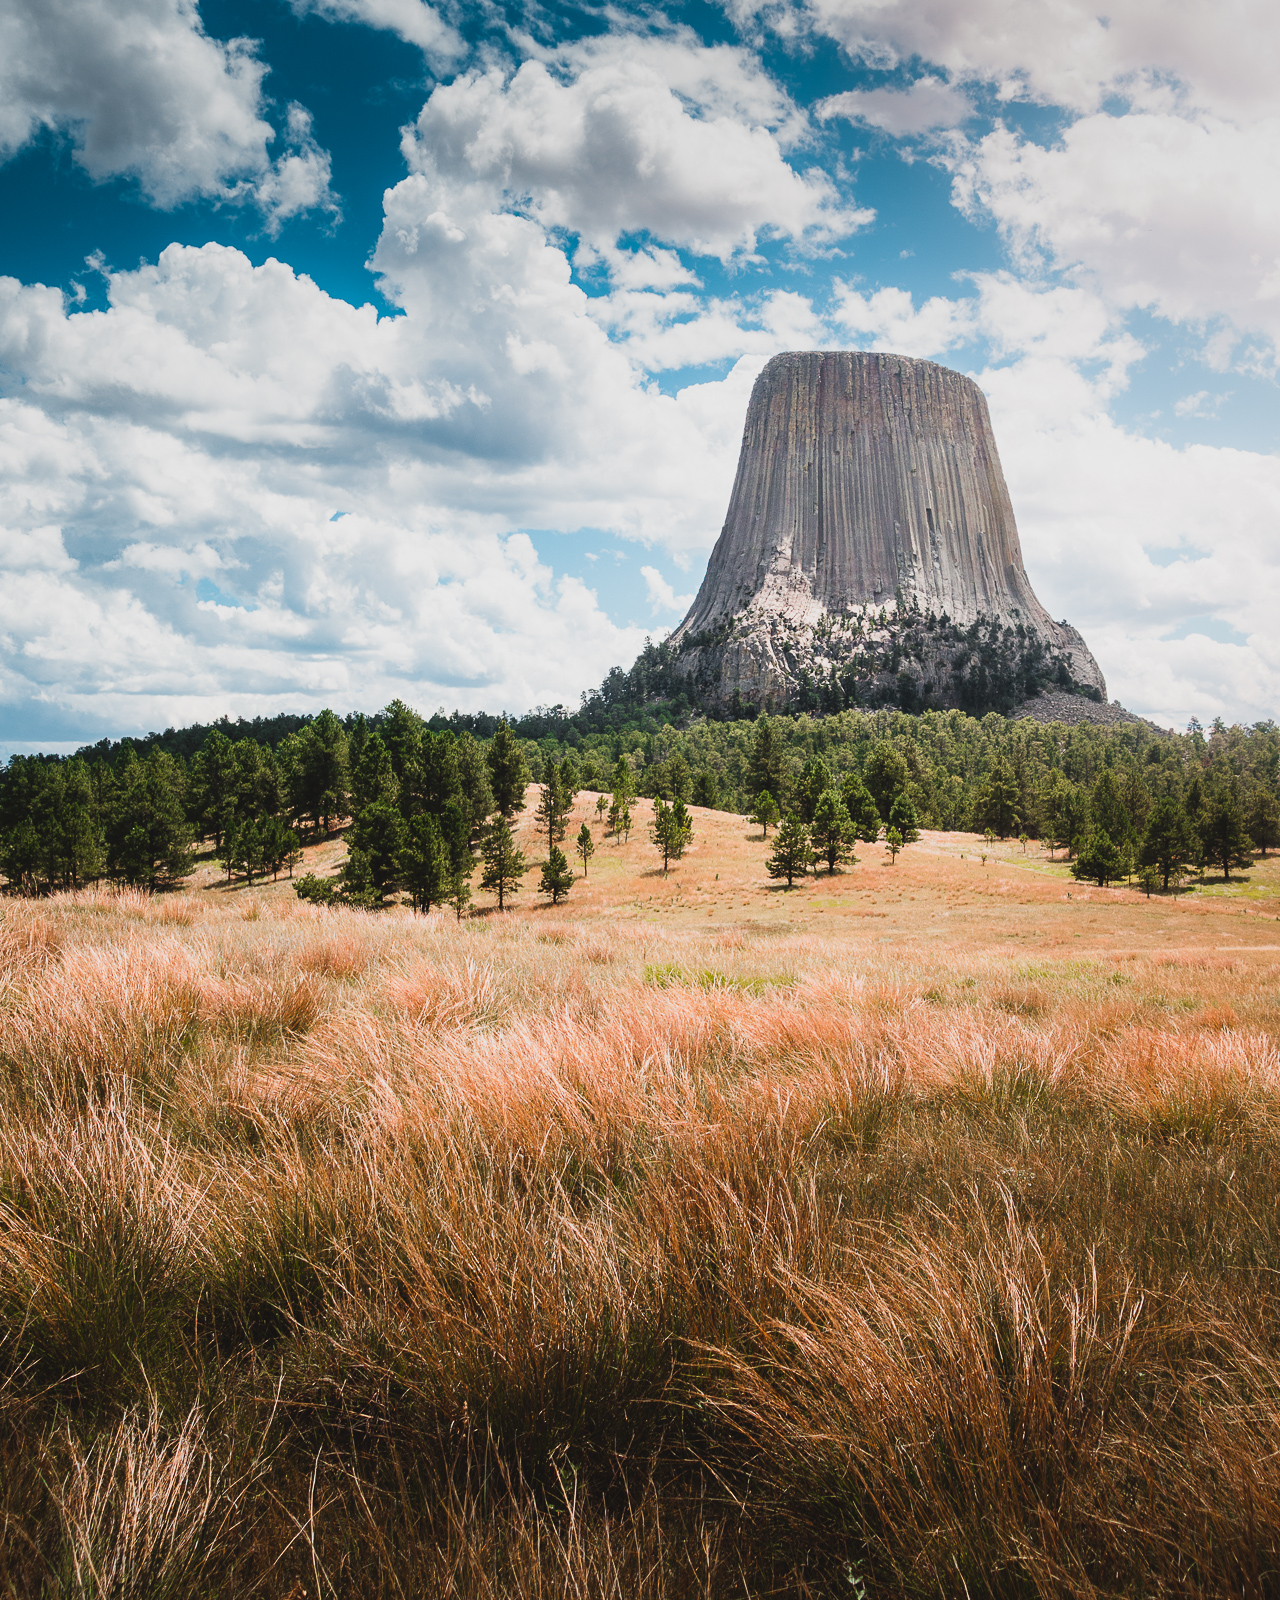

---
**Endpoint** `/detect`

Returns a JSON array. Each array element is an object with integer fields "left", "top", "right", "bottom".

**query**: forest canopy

[{"left": 3, "top": 679, "right": 1277, "bottom": 901}]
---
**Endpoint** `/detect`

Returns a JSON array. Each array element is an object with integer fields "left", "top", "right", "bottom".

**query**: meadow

[{"left": 3, "top": 791, "right": 1280, "bottom": 1597}]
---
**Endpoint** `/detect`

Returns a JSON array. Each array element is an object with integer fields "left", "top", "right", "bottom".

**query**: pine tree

[
  {"left": 885, "top": 826, "right": 904, "bottom": 864},
  {"left": 539, "top": 845, "right": 575, "bottom": 904},
  {"left": 650, "top": 797, "right": 692, "bottom": 871},
  {"left": 417, "top": 730, "right": 461, "bottom": 818},
  {"left": 238, "top": 818, "right": 264, "bottom": 884},
  {"left": 189, "top": 729, "right": 237, "bottom": 849},
  {"left": 231, "top": 739, "right": 281, "bottom": 831},
  {"left": 576, "top": 821, "right": 595, "bottom": 876},
  {"left": 439, "top": 796, "right": 473, "bottom": 878},
  {"left": 222, "top": 816, "right": 240, "bottom": 882},
  {"left": 280, "top": 709, "right": 349, "bottom": 837},
  {"left": 53, "top": 798, "right": 104, "bottom": 889},
  {"left": 1139, "top": 796, "right": 1195, "bottom": 890},
  {"left": 862, "top": 741, "right": 909, "bottom": 821},
  {"left": 974, "top": 760, "right": 1021, "bottom": 839},
  {"left": 535, "top": 770, "right": 568, "bottom": 854},
  {"left": 747, "top": 716, "right": 788, "bottom": 806},
  {"left": 381, "top": 699, "right": 426, "bottom": 801},
  {"left": 261, "top": 814, "right": 301, "bottom": 880},
  {"left": 487, "top": 722, "right": 529, "bottom": 819},
  {"left": 750, "top": 792, "right": 780, "bottom": 838},
  {"left": 809, "top": 790, "right": 857, "bottom": 873},
  {"left": 339, "top": 846, "right": 380, "bottom": 908},
  {"left": 481, "top": 816, "right": 527, "bottom": 909},
  {"left": 449, "top": 866, "right": 472, "bottom": 920},
  {"left": 692, "top": 769, "right": 720, "bottom": 809},
  {"left": 1246, "top": 788, "right": 1280, "bottom": 855},
  {"left": 1, "top": 817, "right": 41, "bottom": 893},
  {"left": 1073, "top": 828, "right": 1123, "bottom": 887},
  {"left": 765, "top": 812, "right": 813, "bottom": 886},
  {"left": 1091, "top": 768, "right": 1134, "bottom": 848},
  {"left": 108, "top": 749, "right": 194, "bottom": 889},
  {"left": 454, "top": 731, "right": 495, "bottom": 838},
  {"left": 348, "top": 800, "right": 407, "bottom": 892},
  {"left": 839, "top": 773, "right": 882, "bottom": 843},
  {"left": 559, "top": 754, "right": 582, "bottom": 805},
  {"left": 608, "top": 757, "right": 635, "bottom": 834},
  {"left": 37, "top": 760, "right": 103, "bottom": 889},
  {"left": 888, "top": 793, "right": 921, "bottom": 845},
  {"left": 401, "top": 813, "right": 450, "bottom": 912},
  {"left": 795, "top": 757, "right": 832, "bottom": 823},
  {"left": 1198, "top": 787, "right": 1253, "bottom": 880},
  {"left": 1045, "top": 779, "right": 1090, "bottom": 858}
]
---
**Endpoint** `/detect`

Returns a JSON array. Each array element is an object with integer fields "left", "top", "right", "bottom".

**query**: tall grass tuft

[
  {"left": 51, "top": 1401, "right": 240, "bottom": 1598},
  {"left": 3, "top": 891, "right": 1280, "bottom": 1593}
]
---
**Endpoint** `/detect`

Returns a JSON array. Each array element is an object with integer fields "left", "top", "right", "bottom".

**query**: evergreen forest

[{"left": 3, "top": 670, "right": 1278, "bottom": 901}]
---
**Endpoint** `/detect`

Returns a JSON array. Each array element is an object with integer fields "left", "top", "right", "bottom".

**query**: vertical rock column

[{"left": 671, "top": 349, "right": 1106, "bottom": 705}]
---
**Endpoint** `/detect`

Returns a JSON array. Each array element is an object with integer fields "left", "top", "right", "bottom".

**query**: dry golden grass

[{"left": 4, "top": 823, "right": 1280, "bottom": 1595}]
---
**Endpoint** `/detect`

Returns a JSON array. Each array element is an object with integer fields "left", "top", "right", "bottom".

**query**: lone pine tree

[
  {"left": 1073, "top": 828, "right": 1124, "bottom": 888},
  {"left": 539, "top": 845, "right": 575, "bottom": 904},
  {"left": 750, "top": 792, "right": 780, "bottom": 838},
  {"left": 809, "top": 790, "right": 857, "bottom": 874},
  {"left": 481, "top": 816, "right": 527, "bottom": 909},
  {"left": 651, "top": 797, "right": 693, "bottom": 871},
  {"left": 766, "top": 812, "right": 813, "bottom": 886}
]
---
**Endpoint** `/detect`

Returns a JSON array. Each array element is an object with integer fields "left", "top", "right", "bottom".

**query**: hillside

[
  {"left": 192, "top": 784, "right": 1280, "bottom": 951},
  {"left": 4, "top": 828, "right": 1280, "bottom": 1593}
]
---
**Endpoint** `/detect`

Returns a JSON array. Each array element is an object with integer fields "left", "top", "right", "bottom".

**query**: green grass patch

[{"left": 643, "top": 964, "right": 792, "bottom": 995}]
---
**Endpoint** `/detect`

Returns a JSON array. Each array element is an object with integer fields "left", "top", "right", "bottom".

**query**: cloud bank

[
  {"left": 0, "top": 0, "right": 339, "bottom": 223},
  {"left": 0, "top": 1, "right": 1278, "bottom": 737}
]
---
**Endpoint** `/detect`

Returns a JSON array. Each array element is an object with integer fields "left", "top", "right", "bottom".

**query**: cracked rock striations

[{"left": 670, "top": 350, "right": 1106, "bottom": 713}]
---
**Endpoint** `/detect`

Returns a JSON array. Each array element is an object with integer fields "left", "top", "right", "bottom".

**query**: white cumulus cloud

[
  {"left": 640, "top": 566, "right": 696, "bottom": 615},
  {"left": 818, "top": 76, "right": 972, "bottom": 135},
  {"left": 741, "top": 0, "right": 1280, "bottom": 365},
  {"left": 744, "top": 0, "right": 1280, "bottom": 120},
  {"left": 402, "top": 35, "right": 869, "bottom": 263},
  {"left": 289, "top": 0, "right": 462, "bottom": 67},
  {"left": 0, "top": 0, "right": 338, "bottom": 219},
  {"left": 950, "top": 111, "right": 1280, "bottom": 367},
  {"left": 0, "top": 199, "right": 761, "bottom": 733}
]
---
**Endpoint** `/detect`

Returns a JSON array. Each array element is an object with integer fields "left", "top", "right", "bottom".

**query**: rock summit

[{"left": 670, "top": 350, "right": 1106, "bottom": 715}]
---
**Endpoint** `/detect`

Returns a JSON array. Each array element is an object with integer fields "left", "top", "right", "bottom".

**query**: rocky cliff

[{"left": 670, "top": 350, "right": 1106, "bottom": 715}]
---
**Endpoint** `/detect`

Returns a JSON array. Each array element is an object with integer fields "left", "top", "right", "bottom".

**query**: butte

[{"left": 668, "top": 350, "right": 1107, "bottom": 717}]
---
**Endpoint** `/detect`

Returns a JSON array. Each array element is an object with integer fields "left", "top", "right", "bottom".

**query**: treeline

[
  {"left": 735, "top": 714, "right": 1279, "bottom": 893},
  {"left": 3, "top": 698, "right": 1278, "bottom": 899}
]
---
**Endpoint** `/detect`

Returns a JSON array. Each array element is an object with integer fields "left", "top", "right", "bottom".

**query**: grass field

[{"left": 4, "top": 790, "right": 1280, "bottom": 1596}]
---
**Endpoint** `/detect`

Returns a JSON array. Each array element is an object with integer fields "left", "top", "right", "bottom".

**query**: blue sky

[{"left": 2, "top": 0, "right": 1278, "bottom": 749}]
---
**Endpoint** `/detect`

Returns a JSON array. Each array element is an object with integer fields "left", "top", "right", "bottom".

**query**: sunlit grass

[{"left": 2, "top": 878, "right": 1280, "bottom": 1593}]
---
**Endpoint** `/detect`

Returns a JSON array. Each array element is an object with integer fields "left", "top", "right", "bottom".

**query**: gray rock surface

[
  {"left": 671, "top": 350, "right": 1107, "bottom": 713},
  {"left": 1011, "top": 692, "right": 1162, "bottom": 730}
]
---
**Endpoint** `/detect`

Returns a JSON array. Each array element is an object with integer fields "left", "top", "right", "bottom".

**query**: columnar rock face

[{"left": 670, "top": 350, "right": 1106, "bottom": 713}]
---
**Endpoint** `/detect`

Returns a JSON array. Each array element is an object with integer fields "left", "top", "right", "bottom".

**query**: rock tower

[{"left": 669, "top": 350, "right": 1106, "bottom": 714}]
